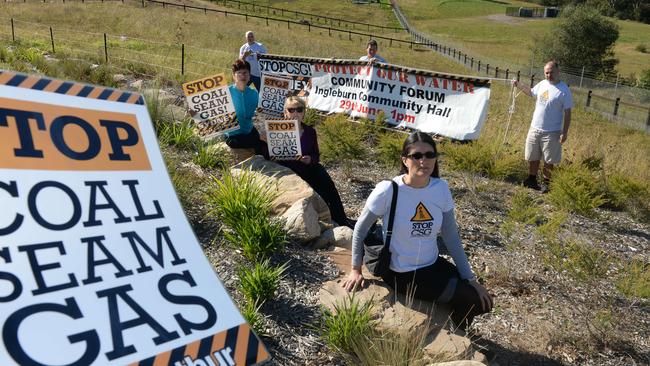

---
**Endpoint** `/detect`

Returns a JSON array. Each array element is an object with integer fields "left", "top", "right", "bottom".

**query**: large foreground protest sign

[
  {"left": 0, "top": 71, "right": 269, "bottom": 366},
  {"left": 259, "top": 54, "right": 491, "bottom": 140}
]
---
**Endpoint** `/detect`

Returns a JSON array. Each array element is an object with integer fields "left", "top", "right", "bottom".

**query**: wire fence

[{"left": 390, "top": 0, "right": 650, "bottom": 132}]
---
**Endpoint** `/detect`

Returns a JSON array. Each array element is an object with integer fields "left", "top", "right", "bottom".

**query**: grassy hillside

[{"left": 396, "top": 0, "right": 650, "bottom": 77}]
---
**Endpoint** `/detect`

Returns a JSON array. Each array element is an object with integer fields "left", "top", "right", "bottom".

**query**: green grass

[
  {"left": 223, "top": 216, "right": 287, "bottom": 261},
  {"left": 239, "top": 299, "right": 268, "bottom": 337},
  {"left": 321, "top": 295, "right": 375, "bottom": 354},
  {"left": 547, "top": 165, "right": 607, "bottom": 217},
  {"left": 616, "top": 259, "right": 650, "bottom": 299},
  {"left": 238, "top": 259, "right": 289, "bottom": 303},
  {"left": 193, "top": 142, "right": 231, "bottom": 170},
  {"left": 508, "top": 189, "right": 544, "bottom": 225},
  {"left": 440, "top": 140, "right": 526, "bottom": 181},
  {"left": 397, "top": 0, "right": 650, "bottom": 76},
  {"left": 543, "top": 238, "right": 610, "bottom": 282},
  {"left": 156, "top": 118, "right": 201, "bottom": 150}
]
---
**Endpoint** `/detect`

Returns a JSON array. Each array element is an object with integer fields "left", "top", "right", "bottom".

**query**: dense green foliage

[
  {"left": 534, "top": 5, "right": 620, "bottom": 76},
  {"left": 531, "top": 0, "right": 649, "bottom": 23}
]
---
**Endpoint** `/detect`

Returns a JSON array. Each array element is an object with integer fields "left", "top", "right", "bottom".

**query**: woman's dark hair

[
  {"left": 232, "top": 59, "right": 251, "bottom": 73},
  {"left": 400, "top": 131, "right": 439, "bottom": 178}
]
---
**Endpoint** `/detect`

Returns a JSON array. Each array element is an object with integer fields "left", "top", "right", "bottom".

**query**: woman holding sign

[
  {"left": 342, "top": 131, "right": 492, "bottom": 330},
  {"left": 224, "top": 59, "right": 265, "bottom": 153},
  {"left": 272, "top": 96, "right": 353, "bottom": 228}
]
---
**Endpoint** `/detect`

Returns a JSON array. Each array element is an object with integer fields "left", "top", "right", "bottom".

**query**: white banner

[
  {"left": 0, "top": 71, "right": 268, "bottom": 366},
  {"left": 258, "top": 55, "right": 491, "bottom": 140}
]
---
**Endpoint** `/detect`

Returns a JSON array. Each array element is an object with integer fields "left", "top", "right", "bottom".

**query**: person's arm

[
  {"left": 440, "top": 210, "right": 475, "bottom": 281},
  {"left": 299, "top": 126, "right": 319, "bottom": 165},
  {"left": 440, "top": 209, "right": 493, "bottom": 311},
  {"left": 560, "top": 109, "right": 571, "bottom": 143},
  {"left": 342, "top": 207, "right": 380, "bottom": 291},
  {"left": 512, "top": 79, "right": 533, "bottom": 97}
]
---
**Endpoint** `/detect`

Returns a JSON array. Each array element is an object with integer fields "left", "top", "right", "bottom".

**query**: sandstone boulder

[
  {"left": 281, "top": 198, "right": 321, "bottom": 242},
  {"left": 312, "top": 228, "right": 335, "bottom": 250},
  {"left": 333, "top": 226, "right": 353, "bottom": 250}
]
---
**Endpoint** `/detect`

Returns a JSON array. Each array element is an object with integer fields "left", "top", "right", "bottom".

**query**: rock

[
  {"left": 471, "top": 350, "right": 488, "bottom": 364},
  {"left": 424, "top": 330, "right": 473, "bottom": 361},
  {"left": 312, "top": 228, "right": 335, "bottom": 249},
  {"left": 142, "top": 88, "right": 176, "bottom": 104},
  {"left": 233, "top": 156, "right": 331, "bottom": 223},
  {"left": 167, "top": 104, "right": 189, "bottom": 121},
  {"left": 378, "top": 300, "right": 430, "bottom": 336},
  {"left": 113, "top": 74, "right": 127, "bottom": 83},
  {"left": 333, "top": 226, "right": 353, "bottom": 249},
  {"left": 282, "top": 198, "right": 321, "bottom": 242},
  {"left": 326, "top": 247, "right": 351, "bottom": 275},
  {"left": 319, "top": 278, "right": 392, "bottom": 314},
  {"left": 129, "top": 79, "right": 144, "bottom": 89}
]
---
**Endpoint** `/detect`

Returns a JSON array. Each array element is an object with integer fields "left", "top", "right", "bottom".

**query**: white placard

[
  {"left": 182, "top": 73, "right": 238, "bottom": 139},
  {"left": 264, "top": 119, "right": 302, "bottom": 160}
]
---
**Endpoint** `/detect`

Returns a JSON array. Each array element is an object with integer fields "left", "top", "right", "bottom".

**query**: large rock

[
  {"left": 281, "top": 198, "right": 321, "bottom": 242},
  {"left": 333, "top": 226, "right": 353, "bottom": 249},
  {"left": 319, "top": 277, "right": 392, "bottom": 314},
  {"left": 233, "top": 156, "right": 331, "bottom": 222},
  {"left": 424, "top": 330, "right": 473, "bottom": 361},
  {"left": 312, "top": 228, "right": 335, "bottom": 250}
]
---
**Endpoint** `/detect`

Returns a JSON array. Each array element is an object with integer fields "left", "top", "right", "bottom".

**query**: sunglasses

[
  {"left": 286, "top": 107, "right": 304, "bottom": 113},
  {"left": 407, "top": 151, "right": 437, "bottom": 160}
]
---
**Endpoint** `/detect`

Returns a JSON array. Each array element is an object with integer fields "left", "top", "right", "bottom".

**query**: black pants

[
  {"left": 224, "top": 128, "right": 265, "bottom": 155},
  {"left": 290, "top": 163, "right": 349, "bottom": 227},
  {"left": 381, "top": 256, "right": 487, "bottom": 329}
]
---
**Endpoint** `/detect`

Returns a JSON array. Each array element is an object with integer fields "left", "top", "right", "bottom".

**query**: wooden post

[
  {"left": 495, "top": 66, "right": 499, "bottom": 78},
  {"left": 613, "top": 97, "right": 620, "bottom": 116},
  {"left": 646, "top": 108, "right": 650, "bottom": 131},
  {"left": 104, "top": 33, "right": 108, "bottom": 63},
  {"left": 530, "top": 74, "right": 535, "bottom": 87},
  {"left": 470, "top": 57, "right": 474, "bottom": 68},
  {"left": 49, "top": 27, "right": 55, "bottom": 53},
  {"left": 505, "top": 69, "right": 509, "bottom": 80},
  {"left": 486, "top": 64, "right": 490, "bottom": 75},
  {"left": 517, "top": 70, "right": 520, "bottom": 82},
  {"left": 464, "top": 54, "right": 467, "bottom": 64},
  {"left": 586, "top": 90, "right": 592, "bottom": 107},
  {"left": 478, "top": 60, "right": 481, "bottom": 72},
  {"left": 11, "top": 18, "right": 15, "bottom": 43},
  {"left": 181, "top": 43, "right": 185, "bottom": 75}
]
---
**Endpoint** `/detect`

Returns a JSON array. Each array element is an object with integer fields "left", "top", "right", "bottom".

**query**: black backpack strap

[{"left": 384, "top": 180, "right": 399, "bottom": 251}]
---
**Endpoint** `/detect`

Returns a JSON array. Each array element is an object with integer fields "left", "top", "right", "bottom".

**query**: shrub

[
  {"left": 193, "top": 142, "right": 231, "bottom": 170},
  {"left": 317, "top": 114, "right": 367, "bottom": 163},
  {"left": 376, "top": 132, "right": 404, "bottom": 168},
  {"left": 224, "top": 217, "right": 287, "bottom": 261},
  {"left": 441, "top": 141, "right": 525, "bottom": 181},
  {"left": 508, "top": 189, "right": 544, "bottom": 225},
  {"left": 547, "top": 165, "right": 607, "bottom": 217},
  {"left": 156, "top": 118, "right": 200, "bottom": 150},
  {"left": 302, "top": 107, "right": 320, "bottom": 127},
  {"left": 207, "top": 168, "right": 278, "bottom": 229},
  {"left": 616, "top": 260, "right": 650, "bottom": 299},
  {"left": 321, "top": 295, "right": 374, "bottom": 354},
  {"left": 543, "top": 239, "right": 610, "bottom": 282},
  {"left": 535, "top": 211, "right": 567, "bottom": 241},
  {"left": 635, "top": 44, "right": 647, "bottom": 53},
  {"left": 239, "top": 300, "right": 267, "bottom": 337},
  {"left": 238, "top": 259, "right": 288, "bottom": 303},
  {"left": 605, "top": 172, "right": 650, "bottom": 222}
]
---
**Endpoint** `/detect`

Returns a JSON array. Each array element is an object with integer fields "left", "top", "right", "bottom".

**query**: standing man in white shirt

[
  {"left": 359, "top": 39, "right": 386, "bottom": 64},
  {"left": 239, "top": 31, "right": 267, "bottom": 91},
  {"left": 513, "top": 60, "right": 573, "bottom": 193}
]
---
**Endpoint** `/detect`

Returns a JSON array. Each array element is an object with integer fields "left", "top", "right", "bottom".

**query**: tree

[{"left": 534, "top": 5, "right": 620, "bottom": 76}]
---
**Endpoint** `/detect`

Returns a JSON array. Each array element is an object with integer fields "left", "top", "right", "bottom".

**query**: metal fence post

[
  {"left": 11, "top": 18, "right": 15, "bottom": 43},
  {"left": 478, "top": 60, "right": 481, "bottom": 72},
  {"left": 495, "top": 66, "right": 499, "bottom": 78},
  {"left": 181, "top": 43, "right": 184, "bottom": 75},
  {"left": 586, "top": 90, "right": 592, "bottom": 107},
  {"left": 646, "top": 109, "right": 650, "bottom": 131},
  {"left": 486, "top": 64, "right": 490, "bottom": 75},
  {"left": 530, "top": 74, "right": 535, "bottom": 87},
  {"left": 470, "top": 58, "right": 474, "bottom": 68},
  {"left": 517, "top": 70, "right": 520, "bottom": 82},
  {"left": 104, "top": 33, "right": 108, "bottom": 63},
  {"left": 49, "top": 27, "right": 55, "bottom": 53},
  {"left": 505, "top": 69, "right": 509, "bottom": 80},
  {"left": 613, "top": 97, "right": 620, "bottom": 116}
]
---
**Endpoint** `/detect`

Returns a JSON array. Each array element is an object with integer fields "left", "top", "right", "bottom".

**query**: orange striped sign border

[
  {"left": 131, "top": 323, "right": 269, "bottom": 366},
  {"left": 0, "top": 70, "right": 144, "bottom": 105}
]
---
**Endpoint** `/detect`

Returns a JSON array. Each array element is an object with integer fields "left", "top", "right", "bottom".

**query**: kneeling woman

[
  {"left": 342, "top": 131, "right": 492, "bottom": 329},
  {"left": 271, "top": 96, "right": 352, "bottom": 228}
]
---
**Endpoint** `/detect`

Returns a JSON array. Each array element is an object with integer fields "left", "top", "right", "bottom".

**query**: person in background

[
  {"left": 359, "top": 39, "right": 386, "bottom": 63},
  {"left": 513, "top": 60, "right": 573, "bottom": 193},
  {"left": 268, "top": 96, "right": 353, "bottom": 229},
  {"left": 239, "top": 31, "right": 267, "bottom": 91},
  {"left": 342, "top": 131, "right": 492, "bottom": 330},
  {"left": 225, "top": 59, "right": 265, "bottom": 154}
]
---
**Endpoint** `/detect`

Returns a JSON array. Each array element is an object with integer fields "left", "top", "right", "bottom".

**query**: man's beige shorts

[{"left": 525, "top": 128, "right": 562, "bottom": 164}]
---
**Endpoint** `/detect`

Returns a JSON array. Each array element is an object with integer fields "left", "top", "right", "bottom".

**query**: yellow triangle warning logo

[
  {"left": 411, "top": 202, "right": 433, "bottom": 221},
  {"left": 541, "top": 90, "right": 549, "bottom": 101}
]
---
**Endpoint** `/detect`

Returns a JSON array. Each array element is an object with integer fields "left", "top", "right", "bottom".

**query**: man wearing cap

[{"left": 239, "top": 31, "right": 267, "bottom": 91}]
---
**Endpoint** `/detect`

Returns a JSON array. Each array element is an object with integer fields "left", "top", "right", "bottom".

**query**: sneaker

[{"left": 522, "top": 176, "right": 541, "bottom": 190}]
